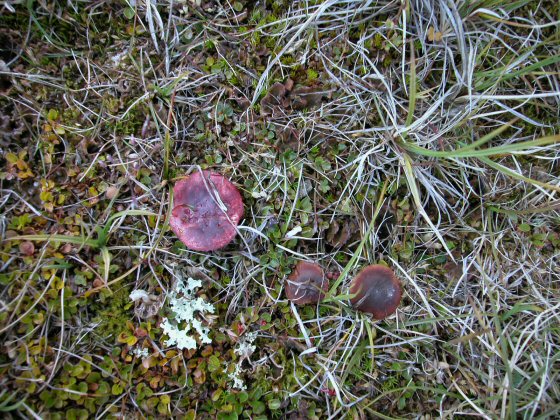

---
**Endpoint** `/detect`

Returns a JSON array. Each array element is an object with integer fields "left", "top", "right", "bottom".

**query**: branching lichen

[
  {"left": 160, "top": 277, "right": 214, "bottom": 350},
  {"left": 228, "top": 363, "right": 247, "bottom": 391},
  {"left": 234, "top": 331, "right": 257, "bottom": 360},
  {"left": 227, "top": 331, "right": 258, "bottom": 390}
]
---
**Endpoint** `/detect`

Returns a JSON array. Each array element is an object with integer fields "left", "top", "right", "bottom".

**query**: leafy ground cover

[{"left": 1, "top": 1, "right": 559, "bottom": 418}]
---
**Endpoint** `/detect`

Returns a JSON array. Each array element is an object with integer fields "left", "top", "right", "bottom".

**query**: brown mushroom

[
  {"left": 349, "top": 265, "right": 402, "bottom": 319},
  {"left": 170, "top": 170, "right": 244, "bottom": 251},
  {"left": 19, "top": 241, "right": 35, "bottom": 256},
  {"left": 286, "top": 261, "right": 328, "bottom": 305}
]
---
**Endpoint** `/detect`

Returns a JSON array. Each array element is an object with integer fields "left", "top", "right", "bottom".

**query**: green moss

[{"left": 91, "top": 286, "right": 133, "bottom": 341}]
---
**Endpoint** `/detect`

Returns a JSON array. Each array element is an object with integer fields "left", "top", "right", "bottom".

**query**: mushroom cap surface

[
  {"left": 286, "top": 261, "right": 328, "bottom": 305},
  {"left": 350, "top": 265, "right": 402, "bottom": 319},
  {"left": 170, "top": 171, "right": 244, "bottom": 251}
]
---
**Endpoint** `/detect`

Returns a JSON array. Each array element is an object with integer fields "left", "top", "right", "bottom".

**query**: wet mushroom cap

[
  {"left": 170, "top": 171, "right": 244, "bottom": 251},
  {"left": 286, "top": 261, "right": 328, "bottom": 305},
  {"left": 350, "top": 265, "right": 402, "bottom": 319}
]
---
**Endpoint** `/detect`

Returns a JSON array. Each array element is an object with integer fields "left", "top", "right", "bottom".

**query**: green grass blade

[
  {"left": 476, "top": 55, "right": 560, "bottom": 91},
  {"left": 479, "top": 155, "right": 560, "bottom": 193},
  {"left": 402, "top": 154, "right": 453, "bottom": 257},
  {"left": 5, "top": 234, "right": 99, "bottom": 248},
  {"left": 405, "top": 40, "right": 416, "bottom": 128}
]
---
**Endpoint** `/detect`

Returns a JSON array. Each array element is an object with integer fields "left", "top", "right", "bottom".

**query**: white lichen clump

[
  {"left": 129, "top": 346, "right": 150, "bottom": 359},
  {"left": 228, "top": 363, "right": 246, "bottom": 391},
  {"left": 228, "top": 331, "right": 259, "bottom": 390},
  {"left": 234, "top": 331, "right": 257, "bottom": 359},
  {"left": 129, "top": 289, "right": 150, "bottom": 303},
  {"left": 160, "top": 277, "right": 214, "bottom": 350}
]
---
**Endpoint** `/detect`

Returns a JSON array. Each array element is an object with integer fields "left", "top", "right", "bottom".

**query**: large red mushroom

[
  {"left": 349, "top": 265, "right": 402, "bottom": 319},
  {"left": 170, "top": 170, "right": 244, "bottom": 251}
]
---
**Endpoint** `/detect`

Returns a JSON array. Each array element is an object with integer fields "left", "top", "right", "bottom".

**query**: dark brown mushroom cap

[
  {"left": 170, "top": 171, "right": 244, "bottom": 251},
  {"left": 286, "top": 261, "right": 328, "bottom": 305},
  {"left": 350, "top": 265, "right": 402, "bottom": 319}
]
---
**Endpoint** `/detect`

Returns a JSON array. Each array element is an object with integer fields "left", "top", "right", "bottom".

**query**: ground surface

[{"left": 1, "top": 1, "right": 559, "bottom": 419}]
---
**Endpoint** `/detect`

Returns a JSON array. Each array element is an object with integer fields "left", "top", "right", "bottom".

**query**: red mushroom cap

[
  {"left": 286, "top": 261, "right": 328, "bottom": 305},
  {"left": 170, "top": 170, "right": 244, "bottom": 251},
  {"left": 349, "top": 265, "right": 402, "bottom": 319}
]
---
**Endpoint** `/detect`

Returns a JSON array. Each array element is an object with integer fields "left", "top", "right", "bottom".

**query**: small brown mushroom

[
  {"left": 286, "top": 261, "right": 328, "bottom": 305},
  {"left": 349, "top": 265, "right": 402, "bottom": 319},
  {"left": 170, "top": 170, "right": 244, "bottom": 251},
  {"left": 19, "top": 241, "right": 35, "bottom": 256}
]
